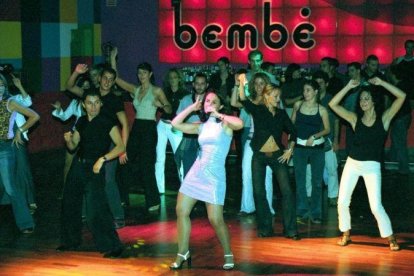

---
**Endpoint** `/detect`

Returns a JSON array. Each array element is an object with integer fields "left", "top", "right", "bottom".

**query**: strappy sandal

[
  {"left": 223, "top": 253, "right": 234, "bottom": 270},
  {"left": 337, "top": 234, "right": 351, "bottom": 246},
  {"left": 388, "top": 238, "right": 400, "bottom": 251},
  {"left": 170, "top": 251, "right": 191, "bottom": 270}
]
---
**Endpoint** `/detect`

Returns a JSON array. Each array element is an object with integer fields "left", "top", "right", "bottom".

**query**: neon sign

[
  {"left": 158, "top": 0, "right": 412, "bottom": 64},
  {"left": 173, "top": 2, "right": 315, "bottom": 51}
]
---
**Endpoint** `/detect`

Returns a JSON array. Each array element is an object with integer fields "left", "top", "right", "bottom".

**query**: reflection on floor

[{"left": 0, "top": 149, "right": 413, "bottom": 275}]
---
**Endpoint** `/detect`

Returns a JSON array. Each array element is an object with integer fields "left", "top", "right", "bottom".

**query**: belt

[{"left": 296, "top": 137, "right": 325, "bottom": 147}]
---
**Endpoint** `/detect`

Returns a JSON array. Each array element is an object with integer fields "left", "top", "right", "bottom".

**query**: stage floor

[{"left": 1, "top": 150, "right": 413, "bottom": 275}]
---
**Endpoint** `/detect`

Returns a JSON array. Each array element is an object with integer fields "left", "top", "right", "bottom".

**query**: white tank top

[{"left": 133, "top": 85, "right": 157, "bottom": 120}]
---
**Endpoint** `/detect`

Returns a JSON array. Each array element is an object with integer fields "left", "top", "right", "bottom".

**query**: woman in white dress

[{"left": 170, "top": 90, "right": 243, "bottom": 270}]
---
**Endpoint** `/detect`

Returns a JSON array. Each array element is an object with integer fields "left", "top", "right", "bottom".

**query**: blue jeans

[
  {"left": 13, "top": 142, "right": 36, "bottom": 205},
  {"left": 0, "top": 141, "right": 34, "bottom": 230},
  {"left": 294, "top": 146, "right": 325, "bottom": 220}
]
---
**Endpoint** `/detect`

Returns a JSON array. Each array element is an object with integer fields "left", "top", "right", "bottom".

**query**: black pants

[
  {"left": 121, "top": 119, "right": 160, "bottom": 208},
  {"left": 252, "top": 151, "right": 297, "bottom": 236},
  {"left": 61, "top": 159, "right": 122, "bottom": 252}
]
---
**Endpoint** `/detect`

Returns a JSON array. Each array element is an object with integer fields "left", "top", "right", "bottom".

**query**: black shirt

[
  {"left": 100, "top": 91, "right": 124, "bottom": 123},
  {"left": 241, "top": 99, "right": 297, "bottom": 152},
  {"left": 209, "top": 72, "right": 235, "bottom": 99},
  {"left": 160, "top": 87, "right": 188, "bottom": 120},
  {"left": 327, "top": 76, "right": 344, "bottom": 96},
  {"left": 75, "top": 114, "right": 115, "bottom": 160},
  {"left": 349, "top": 117, "right": 386, "bottom": 162}
]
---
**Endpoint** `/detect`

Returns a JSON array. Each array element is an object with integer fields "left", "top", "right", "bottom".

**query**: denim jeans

[
  {"left": 13, "top": 141, "right": 36, "bottom": 205},
  {"left": 252, "top": 151, "right": 297, "bottom": 236},
  {"left": 294, "top": 146, "right": 325, "bottom": 220},
  {"left": 0, "top": 141, "right": 34, "bottom": 230}
]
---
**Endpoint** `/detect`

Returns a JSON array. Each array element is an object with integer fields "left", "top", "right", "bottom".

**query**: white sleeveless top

[{"left": 133, "top": 85, "right": 157, "bottom": 120}]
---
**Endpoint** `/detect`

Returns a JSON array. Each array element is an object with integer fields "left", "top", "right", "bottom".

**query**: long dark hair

[
  {"left": 355, "top": 85, "right": 384, "bottom": 119},
  {"left": 199, "top": 89, "right": 226, "bottom": 123}
]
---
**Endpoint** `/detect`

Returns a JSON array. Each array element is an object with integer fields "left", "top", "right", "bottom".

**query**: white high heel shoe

[{"left": 223, "top": 253, "right": 234, "bottom": 270}]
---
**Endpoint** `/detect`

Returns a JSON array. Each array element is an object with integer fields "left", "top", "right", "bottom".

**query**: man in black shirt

[
  {"left": 57, "top": 90, "right": 125, "bottom": 258},
  {"left": 66, "top": 65, "right": 127, "bottom": 227}
]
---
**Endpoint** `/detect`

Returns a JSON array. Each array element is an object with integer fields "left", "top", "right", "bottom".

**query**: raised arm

[
  {"left": 230, "top": 74, "right": 243, "bottom": 108},
  {"left": 171, "top": 97, "right": 201, "bottom": 135},
  {"left": 110, "top": 47, "right": 137, "bottom": 94},
  {"left": 328, "top": 79, "right": 359, "bottom": 128},
  {"left": 210, "top": 109, "right": 243, "bottom": 133},
  {"left": 11, "top": 75, "right": 32, "bottom": 106},
  {"left": 52, "top": 99, "right": 82, "bottom": 121},
  {"left": 238, "top": 73, "right": 248, "bottom": 101},
  {"left": 368, "top": 77, "right": 406, "bottom": 130},
  {"left": 93, "top": 125, "right": 125, "bottom": 174},
  {"left": 66, "top": 64, "right": 88, "bottom": 97}
]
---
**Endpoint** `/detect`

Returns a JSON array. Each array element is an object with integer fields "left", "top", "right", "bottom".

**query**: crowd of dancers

[{"left": 0, "top": 39, "right": 413, "bottom": 269}]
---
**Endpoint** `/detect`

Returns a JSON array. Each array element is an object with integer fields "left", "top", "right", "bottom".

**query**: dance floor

[{"left": 1, "top": 149, "right": 413, "bottom": 275}]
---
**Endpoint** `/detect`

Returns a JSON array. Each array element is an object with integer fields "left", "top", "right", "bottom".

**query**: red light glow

[
  {"left": 337, "top": 36, "right": 364, "bottom": 62},
  {"left": 284, "top": 0, "right": 310, "bottom": 8},
  {"left": 231, "top": 0, "right": 256, "bottom": 9},
  {"left": 309, "top": 36, "right": 336, "bottom": 63},
  {"left": 158, "top": 11, "right": 173, "bottom": 36},
  {"left": 259, "top": 44, "right": 282, "bottom": 63},
  {"left": 182, "top": 0, "right": 206, "bottom": 9},
  {"left": 182, "top": 41, "right": 206, "bottom": 63},
  {"left": 283, "top": 43, "right": 309, "bottom": 63},
  {"left": 159, "top": 0, "right": 172, "bottom": 9},
  {"left": 206, "top": 10, "right": 231, "bottom": 32},
  {"left": 206, "top": 45, "right": 231, "bottom": 63},
  {"left": 365, "top": 19, "right": 393, "bottom": 35},
  {"left": 337, "top": 10, "right": 364, "bottom": 35},
  {"left": 208, "top": 0, "right": 231, "bottom": 9},
  {"left": 159, "top": 37, "right": 182, "bottom": 63},
  {"left": 311, "top": 8, "right": 337, "bottom": 35},
  {"left": 258, "top": 0, "right": 283, "bottom": 8}
]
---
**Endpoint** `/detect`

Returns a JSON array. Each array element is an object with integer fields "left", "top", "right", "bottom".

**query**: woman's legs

[
  {"left": 362, "top": 163, "right": 393, "bottom": 238},
  {"left": 337, "top": 158, "right": 360, "bottom": 233},
  {"left": 174, "top": 192, "right": 197, "bottom": 263},
  {"left": 206, "top": 202, "right": 233, "bottom": 265}
]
